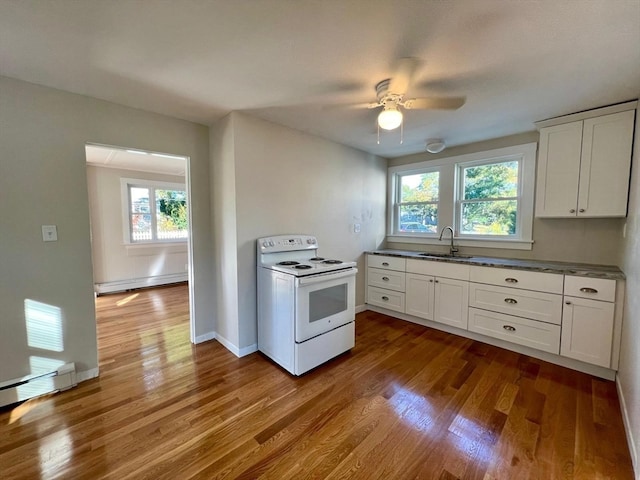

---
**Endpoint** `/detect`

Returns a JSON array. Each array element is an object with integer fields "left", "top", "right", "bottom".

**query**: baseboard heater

[
  {"left": 95, "top": 273, "right": 188, "bottom": 295},
  {"left": 0, "top": 363, "right": 77, "bottom": 408}
]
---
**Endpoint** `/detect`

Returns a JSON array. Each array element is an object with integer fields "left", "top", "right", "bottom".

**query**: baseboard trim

[
  {"left": 215, "top": 334, "right": 257, "bottom": 358},
  {"left": 616, "top": 374, "right": 638, "bottom": 477},
  {"left": 355, "top": 304, "right": 367, "bottom": 314},
  {"left": 94, "top": 273, "right": 188, "bottom": 295},
  {"left": 194, "top": 331, "right": 216, "bottom": 344},
  {"left": 76, "top": 367, "right": 99, "bottom": 383}
]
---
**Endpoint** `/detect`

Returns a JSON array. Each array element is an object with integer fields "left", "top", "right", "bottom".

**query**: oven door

[{"left": 295, "top": 268, "right": 357, "bottom": 343}]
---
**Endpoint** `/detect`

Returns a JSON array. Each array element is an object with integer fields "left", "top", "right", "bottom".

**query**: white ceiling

[
  {"left": 1, "top": 0, "right": 639, "bottom": 158},
  {"left": 85, "top": 145, "right": 186, "bottom": 176}
]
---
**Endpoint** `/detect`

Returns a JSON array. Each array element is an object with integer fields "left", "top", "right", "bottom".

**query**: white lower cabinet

[
  {"left": 468, "top": 308, "right": 561, "bottom": 354},
  {"left": 405, "top": 274, "right": 469, "bottom": 329},
  {"left": 434, "top": 277, "right": 469, "bottom": 329},
  {"left": 405, "top": 273, "right": 434, "bottom": 319},
  {"left": 560, "top": 296, "right": 615, "bottom": 368},
  {"left": 366, "top": 254, "right": 623, "bottom": 375}
]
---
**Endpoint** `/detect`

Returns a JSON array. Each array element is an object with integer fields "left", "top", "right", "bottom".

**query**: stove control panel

[{"left": 258, "top": 235, "right": 318, "bottom": 252}]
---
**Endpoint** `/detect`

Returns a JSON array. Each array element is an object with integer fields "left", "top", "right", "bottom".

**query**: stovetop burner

[
  {"left": 309, "top": 257, "right": 325, "bottom": 261},
  {"left": 277, "top": 261, "right": 300, "bottom": 266},
  {"left": 293, "top": 265, "right": 312, "bottom": 270},
  {"left": 323, "top": 259, "right": 342, "bottom": 264}
]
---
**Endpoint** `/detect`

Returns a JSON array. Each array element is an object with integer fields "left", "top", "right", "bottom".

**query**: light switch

[
  {"left": 42, "top": 225, "right": 58, "bottom": 242},
  {"left": 354, "top": 223, "right": 361, "bottom": 233}
]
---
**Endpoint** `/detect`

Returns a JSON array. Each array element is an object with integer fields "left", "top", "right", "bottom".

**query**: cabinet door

[
  {"left": 434, "top": 277, "right": 469, "bottom": 329},
  {"left": 560, "top": 296, "right": 614, "bottom": 368},
  {"left": 405, "top": 273, "right": 434, "bottom": 320},
  {"left": 535, "top": 121, "right": 583, "bottom": 217},
  {"left": 577, "top": 110, "right": 635, "bottom": 217}
]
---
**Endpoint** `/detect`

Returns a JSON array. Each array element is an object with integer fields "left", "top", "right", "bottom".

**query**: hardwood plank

[{"left": 0, "top": 284, "right": 634, "bottom": 479}]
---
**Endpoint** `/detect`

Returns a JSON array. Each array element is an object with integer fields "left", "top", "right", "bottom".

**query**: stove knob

[{"left": 269, "top": 241, "right": 275, "bottom": 247}]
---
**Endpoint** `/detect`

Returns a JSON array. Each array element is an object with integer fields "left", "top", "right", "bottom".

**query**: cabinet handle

[
  {"left": 579, "top": 287, "right": 598, "bottom": 294},
  {"left": 565, "top": 301, "right": 572, "bottom": 305},
  {"left": 503, "top": 325, "right": 516, "bottom": 332},
  {"left": 381, "top": 296, "right": 389, "bottom": 301},
  {"left": 429, "top": 279, "right": 434, "bottom": 283},
  {"left": 382, "top": 262, "right": 389, "bottom": 267},
  {"left": 382, "top": 276, "right": 389, "bottom": 281},
  {"left": 504, "top": 298, "right": 518, "bottom": 304},
  {"left": 505, "top": 278, "right": 518, "bottom": 283},
  {"left": 569, "top": 209, "right": 576, "bottom": 213},
  {"left": 434, "top": 279, "right": 439, "bottom": 283},
  {"left": 579, "top": 208, "right": 585, "bottom": 213}
]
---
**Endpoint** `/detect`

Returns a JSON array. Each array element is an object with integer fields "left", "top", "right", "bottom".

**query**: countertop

[{"left": 367, "top": 249, "right": 625, "bottom": 280}]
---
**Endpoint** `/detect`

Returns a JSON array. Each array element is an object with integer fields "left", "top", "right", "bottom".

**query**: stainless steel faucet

[{"left": 438, "top": 226, "right": 458, "bottom": 256}]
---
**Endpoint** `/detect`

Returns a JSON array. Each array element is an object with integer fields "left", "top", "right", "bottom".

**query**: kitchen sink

[{"left": 419, "top": 252, "right": 474, "bottom": 259}]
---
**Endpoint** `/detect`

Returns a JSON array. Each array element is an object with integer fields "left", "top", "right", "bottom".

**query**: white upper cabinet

[{"left": 535, "top": 105, "right": 636, "bottom": 218}]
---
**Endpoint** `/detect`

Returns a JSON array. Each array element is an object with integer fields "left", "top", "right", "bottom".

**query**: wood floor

[{"left": 0, "top": 283, "right": 634, "bottom": 479}]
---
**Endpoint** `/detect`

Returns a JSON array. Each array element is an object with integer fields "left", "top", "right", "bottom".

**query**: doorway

[{"left": 85, "top": 143, "right": 195, "bottom": 341}]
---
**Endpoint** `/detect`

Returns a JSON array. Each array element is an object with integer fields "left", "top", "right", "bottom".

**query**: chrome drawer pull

[
  {"left": 504, "top": 298, "right": 518, "bottom": 304},
  {"left": 565, "top": 301, "right": 572, "bottom": 305},
  {"left": 579, "top": 287, "right": 598, "bottom": 294},
  {"left": 382, "top": 262, "right": 389, "bottom": 267},
  {"left": 382, "top": 276, "right": 389, "bottom": 281},
  {"left": 503, "top": 325, "right": 516, "bottom": 332},
  {"left": 381, "top": 296, "right": 389, "bottom": 301},
  {"left": 505, "top": 278, "right": 518, "bottom": 283}
]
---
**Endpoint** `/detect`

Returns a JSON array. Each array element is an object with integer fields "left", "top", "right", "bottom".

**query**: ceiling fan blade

[
  {"left": 403, "top": 96, "right": 466, "bottom": 110},
  {"left": 388, "top": 57, "right": 420, "bottom": 94},
  {"left": 322, "top": 101, "right": 381, "bottom": 110}
]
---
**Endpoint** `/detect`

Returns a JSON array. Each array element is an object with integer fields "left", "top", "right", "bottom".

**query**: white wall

[
  {"left": 0, "top": 77, "right": 215, "bottom": 383},
  {"left": 210, "top": 112, "right": 387, "bottom": 353},
  {"left": 619, "top": 107, "right": 640, "bottom": 474},
  {"left": 87, "top": 165, "right": 188, "bottom": 291}
]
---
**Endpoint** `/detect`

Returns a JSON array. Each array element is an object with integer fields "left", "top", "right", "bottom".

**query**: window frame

[
  {"left": 394, "top": 168, "right": 441, "bottom": 236},
  {"left": 387, "top": 143, "right": 537, "bottom": 250},
  {"left": 120, "top": 177, "right": 188, "bottom": 245}
]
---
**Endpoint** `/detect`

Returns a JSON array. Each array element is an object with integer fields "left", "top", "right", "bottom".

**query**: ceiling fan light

[
  {"left": 426, "top": 139, "right": 446, "bottom": 154},
  {"left": 377, "top": 108, "right": 403, "bottom": 130}
]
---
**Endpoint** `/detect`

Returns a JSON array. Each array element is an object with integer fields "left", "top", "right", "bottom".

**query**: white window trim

[
  {"left": 120, "top": 177, "right": 188, "bottom": 245},
  {"left": 393, "top": 166, "right": 441, "bottom": 236},
  {"left": 387, "top": 143, "right": 537, "bottom": 251}
]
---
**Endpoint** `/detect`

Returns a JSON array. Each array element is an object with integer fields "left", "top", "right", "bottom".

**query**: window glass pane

[
  {"left": 463, "top": 161, "right": 518, "bottom": 200},
  {"left": 400, "top": 172, "right": 439, "bottom": 202},
  {"left": 155, "top": 189, "right": 188, "bottom": 240},
  {"left": 399, "top": 204, "right": 438, "bottom": 233},
  {"left": 461, "top": 200, "right": 517, "bottom": 235},
  {"left": 131, "top": 213, "right": 152, "bottom": 241},
  {"left": 130, "top": 187, "right": 150, "bottom": 213}
]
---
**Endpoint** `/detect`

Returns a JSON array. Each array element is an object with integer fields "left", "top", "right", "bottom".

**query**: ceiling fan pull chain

[
  {"left": 377, "top": 122, "right": 380, "bottom": 145},
  {"left": 400, "top": 122, "right": 403, "bottom": 144}
]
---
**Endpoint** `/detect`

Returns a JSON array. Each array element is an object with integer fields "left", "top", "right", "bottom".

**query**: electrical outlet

[{"left": 354, "top": 223, "right": 361, "bottom": 233}]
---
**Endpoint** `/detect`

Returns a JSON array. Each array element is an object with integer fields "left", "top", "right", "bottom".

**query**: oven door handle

[{"left": 297, "top": 268, "right": 358, "bottom": 285}]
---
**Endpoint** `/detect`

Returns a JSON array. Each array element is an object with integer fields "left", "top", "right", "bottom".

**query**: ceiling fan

[{"left": 356, "top": 58, "right": 466, "bottom": 131}]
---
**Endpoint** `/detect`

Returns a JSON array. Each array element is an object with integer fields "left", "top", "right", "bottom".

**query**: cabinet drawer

[
  {"left": 406, "top": 258, "right": 469, "bottom": 280},
  {"left": 469, "top": 283, "right": 562, "bottom": 325},
  {"left": 367, "top": 286, "right": 405, "bottom": 313},
  {"left": 368, "top": 267, "right": 406, "bottom": 292},
  {"left": 468, "top": 307, "right": 560, "bottom": 354},
  {"left": 368, "top": 255, "right": 406, "bottom": 271},
  {"left": 564, "top": 276, "right": 616, "bottom": 302},
  {"left": 469, "top": 266, "right": 563, "bottom": 294}
]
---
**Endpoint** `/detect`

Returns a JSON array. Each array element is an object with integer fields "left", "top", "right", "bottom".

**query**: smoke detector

[{"left": 425, "top": 139, "right": 446, "bottom": 154}]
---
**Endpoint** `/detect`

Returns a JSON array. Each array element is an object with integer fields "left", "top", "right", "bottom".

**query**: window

[
  {"left": 396, "top": 171, "right": 439, "bottom": 234},
  {"left": 122, "top": 179, "right": 188, "bottom": 243},
  {"left": 387, "top": 143, "right": 536, "bottom": 250},
  {"left": 458, "top": 160, "right": 519, "bottom": 236}
]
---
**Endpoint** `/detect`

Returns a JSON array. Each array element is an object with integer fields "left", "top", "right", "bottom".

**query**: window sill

[{"left": 386, "top": 235, "right": 534, "bottom": 251}]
